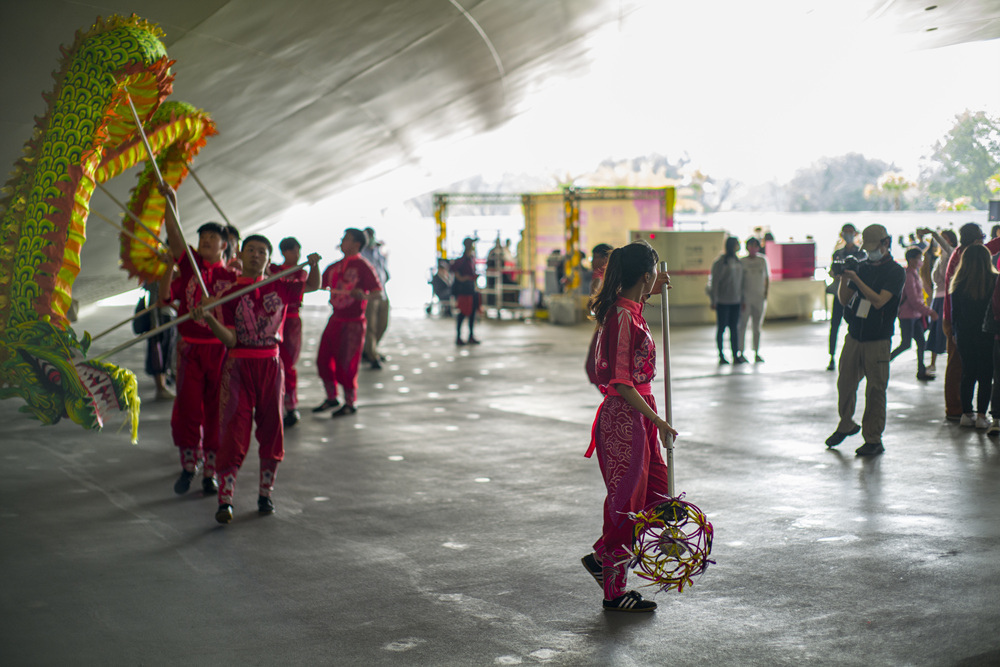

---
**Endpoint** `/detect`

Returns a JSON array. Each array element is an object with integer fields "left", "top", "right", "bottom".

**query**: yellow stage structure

[{"left": 433, "top": 187, "right": 675, "bottom": 317}]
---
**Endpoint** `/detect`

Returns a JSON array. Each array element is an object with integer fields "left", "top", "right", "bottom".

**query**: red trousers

[
  {"left": 592, "top": 394, "right": 670, "bottom": 599},
  {"left": 279, "top": 315, "right": 302, "bottom": 412},
  {"left": 216, "top": 353, "right": 285, "bottom": 505},
  {"left": 317, "top": 316, "right": 365, "bottom": 406},
  {"left": 171, "top": 339, "right": 227, "bottom": 475},
  {"left": 944, "top": 334, "right": 963, "bottom": 418}
]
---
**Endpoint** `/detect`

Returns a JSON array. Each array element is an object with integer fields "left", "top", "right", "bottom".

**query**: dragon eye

[{"left": 47, "top": 369, "right": 62, "bottom": 384}]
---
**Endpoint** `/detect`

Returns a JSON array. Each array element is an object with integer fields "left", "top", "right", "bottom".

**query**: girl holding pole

[{"left": 581, "top": 241, "right": 677, "bottom": 612}]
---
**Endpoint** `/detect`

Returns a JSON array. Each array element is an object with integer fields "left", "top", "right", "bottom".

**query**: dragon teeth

[{"left": 75, "top": 363, "right": 121, "bottom": 415}]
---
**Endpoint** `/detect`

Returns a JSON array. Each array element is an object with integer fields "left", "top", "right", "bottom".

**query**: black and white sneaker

[
  {"left": 258, "top": 495, "right": 275, "bottom": 514},
  {"left": 311, "top": 399, "right": 340, "bottom": 413},
  {"left": 215, "top": 504, "right": 233, "bottom": 524},
  {"left": 331, "top": 404, "right": 357, "bottom": 418},
  {"left": 581, "top": 553, "right": 604, "bottom": 588},
  {"left": 174, "top": 470, "right": 194, "bottom": 495},
  {"left": 603, "top": 591, "right": 657, "bottom": 613},
  {"left": 283, "top": 410, "right": 301, "bottom": 428},
  {"left": 202, "top": 476, "right": 218, "bottom": 495}
]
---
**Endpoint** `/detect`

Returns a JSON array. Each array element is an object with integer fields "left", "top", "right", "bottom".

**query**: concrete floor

[{"left": 2, "top": 303, "right": 999, "bottom": 666}]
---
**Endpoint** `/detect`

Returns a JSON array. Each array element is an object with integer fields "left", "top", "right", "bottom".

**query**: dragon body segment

[
  {"left": 99, "top": 100, "right": 218, "bottom": 284},
  {"left": 0, "top": 15, "right": 217, "bottom": 441}
]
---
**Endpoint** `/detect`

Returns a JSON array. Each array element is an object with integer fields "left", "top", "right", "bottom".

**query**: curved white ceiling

[{"left": 1, "top": 0, "right": 996, "bottom": 301}]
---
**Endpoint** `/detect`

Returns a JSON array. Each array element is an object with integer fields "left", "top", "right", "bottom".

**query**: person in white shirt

[
  {"left": 738, "top": 237, "right": 770, "bottom": 363},
  {"left": 361, "top": 227, "right": 390, "bottom": 369}
]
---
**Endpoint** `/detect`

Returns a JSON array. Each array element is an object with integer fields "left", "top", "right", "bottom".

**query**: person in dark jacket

[{"left": 949, "top": 244, "right": 997, "bottom": 430}]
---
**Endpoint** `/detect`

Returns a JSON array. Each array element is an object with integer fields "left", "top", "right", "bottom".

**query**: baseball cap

[{"left": 861, "top": 224, "right": 889, "bottom": 252}]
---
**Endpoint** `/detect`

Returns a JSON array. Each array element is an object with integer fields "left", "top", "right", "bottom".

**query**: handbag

[{"left": 132, "top": 296, "right": 152, "bottom": 334}]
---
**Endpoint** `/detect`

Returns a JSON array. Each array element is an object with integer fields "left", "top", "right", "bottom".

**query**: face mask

[{"left": 867, "top": 248, "right": 883, "bottom": 262}]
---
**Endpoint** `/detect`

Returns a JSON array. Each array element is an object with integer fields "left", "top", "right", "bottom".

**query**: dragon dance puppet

[{"left": 0, "top": 14, "right": 217, "bottom": 442}]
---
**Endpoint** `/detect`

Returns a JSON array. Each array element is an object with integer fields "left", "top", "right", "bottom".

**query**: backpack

[{"left": 132, "top": 296, "right": 152, "bottom": 334}]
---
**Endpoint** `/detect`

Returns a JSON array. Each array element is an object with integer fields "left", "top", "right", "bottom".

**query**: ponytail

[{"left": 589, "top": 241, "right": 658, "bottom": 325}]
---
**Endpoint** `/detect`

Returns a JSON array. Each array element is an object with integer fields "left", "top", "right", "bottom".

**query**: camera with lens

[{"left": 831, "top": 255, "right": 860, "bottom": 277}]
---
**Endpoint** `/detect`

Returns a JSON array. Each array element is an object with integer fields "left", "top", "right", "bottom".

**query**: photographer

[{"left": 825, "top": 224, "right": 905, "bottom": 456}]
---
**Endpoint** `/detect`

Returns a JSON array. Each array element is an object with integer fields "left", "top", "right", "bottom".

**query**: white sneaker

[
  {"left": 989, "top": 419, "right": 1000, "bottom": 436},
  {"left": 975, "top": 415, "right": 990, "bottom": 430},
  {"left": 959, "top": 413, "right": 976, "bottom": 427}
]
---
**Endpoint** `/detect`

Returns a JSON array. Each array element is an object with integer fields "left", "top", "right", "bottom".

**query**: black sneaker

[
  {"left": 718, "top": 356, "right": 729, "bottom": 365},
  {"left": 331, "top": 404, "right": 358, "bottom": 418},
  {"left": 258, "top": 495, "right": 275, "bottom": 514},
  {"left": 174, "top": 470, "right": 194, "bottom": 495},
  {"left": 855, "top": 442, "right": 885, "bottom": 457},
  {"left": 468, "top": 337, "right": 481, "bottom": 345},
  {"left": 202, "top": 476, "right": 218, "bottom": 495},
  {"left": 581, "top": 553, "right": 604, "bottom": 588},
  {"left": 215, "top": 504, "right": 233, "bottom": 524},
  {"left": 370, "top": 359, "right": 383, "bottom": 370},
  {"left": 755, "top": 354, "right": 765, "bottom": 364},
  {"left": 825, "top": 424, "right": 861, "bottom": 448},
  {"left": 734, "top": 355, "right": 749, "bottom": 365},
  {"left": 456, "top": 338, "right": 466, "bottom": 346},
  {"left": 603, "top": 591, "right": 657, "bottom": 613},
  {"left": 283, "top": 410, "right": 301, "bottom": 428},
  {"left": 311, "top": 399, "right": 340, "bottom": 413},
  {"left": 827, "top": 359, "right": 836, "bottom": 371}
]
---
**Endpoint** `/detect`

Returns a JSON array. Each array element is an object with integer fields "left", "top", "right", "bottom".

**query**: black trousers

[
  {"left": 716, "top": 303, "right": 740, "bottom": 359},
  {"left": 956, "top": 330, "right": 994, "bottom": 414}
]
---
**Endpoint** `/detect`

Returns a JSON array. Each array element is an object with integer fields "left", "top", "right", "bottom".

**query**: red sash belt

[
  {"left": 584, "top": 383, "right": 652, "bottom": 458},
  {"left": 228, "top": 347, "right": 279, "bottom": 359},
  {"left": 604, "top": 382, "right": 653, "bottom": 397}
]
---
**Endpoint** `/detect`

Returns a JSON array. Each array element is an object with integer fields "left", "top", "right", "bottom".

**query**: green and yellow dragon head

[{"left": 0, "top": 318, "right": 139, "bottom": 442}]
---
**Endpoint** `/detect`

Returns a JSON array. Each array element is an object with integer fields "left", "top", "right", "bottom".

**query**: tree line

[{"left": 409, "top": 110, "right": 999, "bottom": 215}]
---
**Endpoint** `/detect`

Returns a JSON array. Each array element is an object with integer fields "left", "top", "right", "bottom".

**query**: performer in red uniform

[
  {"left": 580, "top": 241, "right": 676, "bottom": 612},
  {"left": 224, "top": 224, "right": 243, "bottom": 273},
  {"left": 585, "top": 243, "right": 613, "bottom": 388},
  {"left": 270, "top": 237, "right": 308, "bottom": 428},
  {"left": 193, "top": 236, "right": 321, "bottom": 523},
  {"left": 313, "top": 228, "right": 383, "bottom": 417},
  {"left": 450, "top": 237, "right": 481, "bottom": 345},
  {"left": 160, "top": 187, "right": 237, "bottom": 496}
]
